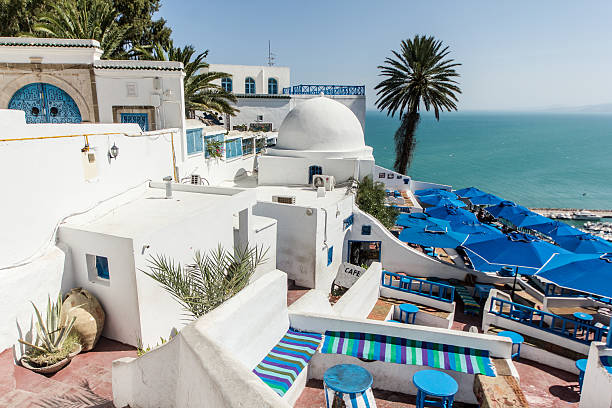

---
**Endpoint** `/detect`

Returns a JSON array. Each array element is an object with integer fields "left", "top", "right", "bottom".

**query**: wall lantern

[{"left": 109, "top": 143, "right": 119, "bottom": 160}]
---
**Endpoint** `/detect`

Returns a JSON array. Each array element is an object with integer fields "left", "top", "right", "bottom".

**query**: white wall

[
  {"left": 579, "top": 342, "right": 612, "bottom": 408},
  {"left": 229, "top": 97, "right": 291, "bottom": 131},
  {"left": 208, "top": 64, "right": 290, "bottom": 95},
  {"left": 94, "top": 69, "right": 185, "bottom": 131},
  {"left": 181, "top": 143, "right": 257, "bottom": 185},
  {"left": 332, "top": 263, "right": 382, "bottom": 319},
  {"left": 257, "top": 156, "right": 374, "bottom": 185},
  {"left": 113, "top": 270, "right": 292, "bottom": 408},
  {"left": 0, "top": 38, "right": 101, "bottom": 64}
]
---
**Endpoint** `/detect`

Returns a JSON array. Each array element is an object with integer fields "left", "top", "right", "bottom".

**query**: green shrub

[{"left": 355, "top": 176, "right": 399, "bottom": 229}]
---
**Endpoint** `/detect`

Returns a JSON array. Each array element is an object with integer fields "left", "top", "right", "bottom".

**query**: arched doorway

[{"left": 8, "top": 83, "right": 82, "bottom": 124}]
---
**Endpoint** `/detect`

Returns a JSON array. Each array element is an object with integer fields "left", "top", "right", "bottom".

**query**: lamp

[{"left": 109, "top": 143, "right": 119, "bottom": 160}]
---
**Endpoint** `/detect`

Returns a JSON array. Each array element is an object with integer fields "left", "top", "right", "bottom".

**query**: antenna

[{"left": 267, "top": 40, "right": 276, "bottom": 66}]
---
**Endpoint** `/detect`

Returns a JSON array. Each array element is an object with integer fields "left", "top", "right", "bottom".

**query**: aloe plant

[{"left": 19, "top": 293, "right": 77, "bottom": 354}]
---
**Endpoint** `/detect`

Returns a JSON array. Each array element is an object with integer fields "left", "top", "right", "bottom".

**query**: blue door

[
  {"left": 120, "top": 113, "right": 149, "bottom": 131},
  {"left": 8, "top": 83, "right": 82, "bottom": 124}
]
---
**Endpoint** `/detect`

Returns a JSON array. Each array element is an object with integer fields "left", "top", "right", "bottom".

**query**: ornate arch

[{"left": 0, "top": 73, "right": 93, "bottom": 122}]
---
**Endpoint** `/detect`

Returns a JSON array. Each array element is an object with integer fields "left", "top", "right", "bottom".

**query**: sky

[{"left": 159, "top": 1, "right": 612, "bottom": 111}]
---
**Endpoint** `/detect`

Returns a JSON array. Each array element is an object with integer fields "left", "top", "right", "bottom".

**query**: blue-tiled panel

[{"left": 120, "top": 113, "right": 149, "bottom": 131}]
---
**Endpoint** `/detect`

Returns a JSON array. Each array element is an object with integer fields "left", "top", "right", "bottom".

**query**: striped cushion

[
  {"left": 253, "top": 328, "right": 323, "bottom": 396},
  {"left": 321, "top": 331, "right": 496, "bottom": 377}
]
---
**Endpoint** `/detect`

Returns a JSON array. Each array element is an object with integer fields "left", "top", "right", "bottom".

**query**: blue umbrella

[
  {"left": 505, "top": 210, "right": 551, "bottom": 228},
  {"left": 396, "top": 213, "right": 450, "bottom": 229},
  {"left": 536, "top": 253, "right": 612, "bottom": 299},
  {"left": 418, "top": 195, "right": 467, "bottom": 208},
  {"left": 452, "top": 221, "right": 502, "bottom": 235},
  {"left": 454, "top": 187, "right": 487, "bottom": 198},
  {"left": 398, "top": 226, "right": 467, "bottom": 248},
  {"left": 462, "top": 232, "right": 569, "bottom": 274},
  {"left": 530, "top": 221, "right": 577, "bottom": 237},
  {"left": 426, "top": 205, "right": 479, "bottom": 224},
  {"left": 554, "top": 234, "right": 612, "bottom": 254},
  {"left": 469, "top": 193, "right": 504, "bottom": 206},
  {"left": 485, "top": 201, "right": 529, "bottom": 220},
  {"left": 414, "top": 188, "right": 457, "bottom": 198}
]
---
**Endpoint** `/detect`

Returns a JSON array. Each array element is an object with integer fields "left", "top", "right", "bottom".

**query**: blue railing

[
  {"left": 381, "top": 271, "right": 455, "bottom": 304},
  {"left": 282, "top": 84, "right": 365, "bottom": 96},
  {"left": 489, "top": 297, "right": 608, "bottom": 344},
  {"left": 544, "top": 283, "right": 612, "bottom": 305}
]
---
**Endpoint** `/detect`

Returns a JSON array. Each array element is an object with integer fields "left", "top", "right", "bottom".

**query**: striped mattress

[
  {"left": 321, "top": 331, "right": 496, "bottom": 377},
  {"left": 253, "top": 328, "right": 323, "bottom": 396}
]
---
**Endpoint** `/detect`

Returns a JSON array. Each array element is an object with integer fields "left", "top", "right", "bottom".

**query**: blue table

[
  {"left": 413, "top": 370, "right": 458, "bottom": 408},
  {"left": 323, "top": 364, "right": 374, "bottom": 408},
  {"left": 573, "top": 312, "right": 593, "bottom": 335},
  {"left": 497, "top": 331, "right": 524, "bottom": 360},
  {"left": 575, "top": 358, "right": 588, "bottom": 392},
  {"left": 474, "top": 284, "right": 494, "bottom": 302},
  {"left": 399, "top": 303, "right": 419, "bottom": 324}
]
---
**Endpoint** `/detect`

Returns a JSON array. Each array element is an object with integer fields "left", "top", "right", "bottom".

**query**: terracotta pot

[
  {"left": 21, "top": 356, "right": 70, "bottom": 374},
  {"left": 61, "top": 288, "right": 105, "bottom": 351}
]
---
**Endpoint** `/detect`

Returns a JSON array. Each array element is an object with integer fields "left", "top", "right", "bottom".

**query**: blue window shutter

[
  {"left": 95, "top": 256, "right": 109, "bottom": 279},
  {"left": 361, "top": 225, "right": 372, "bottom": 235},
  {"left": 186, "top": 130, "right": 195, "bottom": 154},
  {"left": 327, "top": 246, "right": 333, "bottom": 266}
]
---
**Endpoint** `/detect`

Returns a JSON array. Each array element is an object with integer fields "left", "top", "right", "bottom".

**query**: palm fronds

[
  {"left": 145, "top": 244, "right": 267, "bottom": 319},
  {"left": 375, "top": 35, "right": 461, "bottom": 173}
]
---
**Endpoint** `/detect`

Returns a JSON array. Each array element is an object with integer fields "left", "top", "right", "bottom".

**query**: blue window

[
  {"left": 225, "top": 138, "right": 243, "bottom": 159},
  {"left": 308, "top": 165, "right": 323, "bottom": 184},
  {"left": 343, "top": 214, "right": 354, "bottom": 230},
  {"left": 120, "top": 113, "right": 149, "bottom": 131},
  {"left": 403, "top": 178, "right": 410, "bottom": 184},
  {"left": 327, "top": 246, "right": 334, "bottom": 266},
  {"left": 361, "top": 225, "right": 372, "bottom": 235},
  {"left": 186, "top": 128, "right": 203, "bottom": 155},
  {"left": 204, "top": 134, "right": 224, "bottom": 158},
  {"left": 268, "top": 78, "right": 278, "bottom": 94},
  {"left": 95, "top": 256, "right": 109, "bottom": 280},
  {"left": 221, "top": 77, "right": 233, "bottom": 92},
  {"left": 245, "top": 77, "right": 256, "bottom": 94}
]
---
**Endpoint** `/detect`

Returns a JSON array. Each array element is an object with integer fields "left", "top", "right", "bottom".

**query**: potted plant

[
  {"left": 18, "top": 293, "right": 82, "bottom": 374},
  {"left": 206, "top": 139, "right": 224, "bottom": 159}
]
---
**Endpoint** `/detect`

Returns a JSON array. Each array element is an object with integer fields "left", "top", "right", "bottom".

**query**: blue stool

[
  {"left": 573, "top": 312, "right": 593, "bottom": 335},
  {"left": 575, "top": 358, "right": 587, "bottom": 392},
  {"left": 323, "top": 364, "right": 375, "bottom": 408},
  {"left": 399, "top": 303, "right": 419, "bottom": 324},
  {"left": 497, "top": 331, "right": 524, "bottom": 360},
  {"left": 413, "top": 370, "right": 458, "bottom": 408}
]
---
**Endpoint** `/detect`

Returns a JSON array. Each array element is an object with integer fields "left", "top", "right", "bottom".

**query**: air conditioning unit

[
  {"left": 272, "top": 195, "right": 296, "bottom": 204},
  {"left": 190, "top": 174, "right": 202, "bottom": 185},
  {"left": 312, "top": 174, "right": 335, "bottom": 191}
]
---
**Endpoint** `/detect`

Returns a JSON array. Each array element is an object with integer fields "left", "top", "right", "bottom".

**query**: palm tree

[
  {"left": 375, "top": 35, "right": 461, "bottom": 174},
  {"left": 135, "top": 41, "right": 238, "bottom": 118},
  {"left": 31, "top": 0, "right": 127, "bottom": 59}
]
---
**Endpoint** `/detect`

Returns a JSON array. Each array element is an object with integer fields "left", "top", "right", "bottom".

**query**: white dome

[{"left": 276, "top": 96, "right": 365, "bottom": 152}]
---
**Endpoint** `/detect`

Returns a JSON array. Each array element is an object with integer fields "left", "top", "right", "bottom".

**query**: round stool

[
  {"left": 497, "top": 330, "right": 524, "bottom": 360},
  {"left": 413, "top": 370, "right": 458, "bottom": 408},
  {"left": 575, "top": 359, "right": 588, "bottom": 392},
  {"left": 324, "top": 364, "right": 374, "bottom": 408},
  {"left": 399, "top": 303, "right": 419, "bottom": 324}
]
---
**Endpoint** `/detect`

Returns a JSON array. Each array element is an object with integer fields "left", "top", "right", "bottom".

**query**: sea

[{"left": 365, "top": 110, "right": 612, "bottom": 211}]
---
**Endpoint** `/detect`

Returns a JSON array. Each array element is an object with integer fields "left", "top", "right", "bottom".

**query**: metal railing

[
  {"left": 381, "top": 271, "right": 455, "bottom": 303},
  {"left": 544, "top": 283, "right": 612, "bottom": 305},
  {"left": 282, "top": 84, "right": 365, "bottom": 96},
  {"left": 489, "top": 297, "right": 608, "bottom": 344}
]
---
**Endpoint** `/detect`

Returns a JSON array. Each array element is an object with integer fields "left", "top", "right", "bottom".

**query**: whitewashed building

[{"left": 206, "top": 63, "right": 366, "bottom": 132}]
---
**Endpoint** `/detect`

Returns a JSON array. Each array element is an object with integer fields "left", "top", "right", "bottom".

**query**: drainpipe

[
  {"left": 163, "top": 176, "right": 173, "bottom": 199},
  {"left": 320, "top": 207, "right": 328, "bottom": 247}
]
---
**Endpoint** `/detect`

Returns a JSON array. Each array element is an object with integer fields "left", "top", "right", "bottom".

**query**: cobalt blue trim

[
  {"left": 282, "top": 85, "right": 365, "bottom": 96},
  {"left": 489, "top": 297, "right": 608, "bottom": 344},
  {"left": 381, "top": 271, "right": 455, "bottom": 304}
]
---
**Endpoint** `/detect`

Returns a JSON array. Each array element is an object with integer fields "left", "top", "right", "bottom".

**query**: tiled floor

[{"left": 0, "top": 337, "right": 136, "bottom": 408}]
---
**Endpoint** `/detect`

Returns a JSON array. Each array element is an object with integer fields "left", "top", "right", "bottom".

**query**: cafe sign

[{"left": 334, "top": 263, "right": 366, "bottom": 288}]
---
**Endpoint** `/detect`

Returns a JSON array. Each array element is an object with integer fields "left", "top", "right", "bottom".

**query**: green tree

[
  {"left": 135, "top": 41, "right": 238, "bottom": 117},
  {"left": 31, "top": 0, "right": 127, "bottom": 59},
  {"left": 145, "top": 244, "right": 267, "bottom": 319},
  {"left": 375, "top": 35, "right": 461, "bottom": 174},
  {"left": 0, "top": 0, "right": 51, "bottom": 36},
  {"left": 355, "top": 176, "right": 399, "bottom": 229}
]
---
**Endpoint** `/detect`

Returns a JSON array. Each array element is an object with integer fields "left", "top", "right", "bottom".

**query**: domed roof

[{"left": 276, "top": 96, "right": 365, "bottom": 152}]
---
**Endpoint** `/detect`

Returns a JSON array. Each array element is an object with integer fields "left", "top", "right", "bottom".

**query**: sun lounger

[{"left": 454, "top": 285, "right": 481, "bottom": 315}]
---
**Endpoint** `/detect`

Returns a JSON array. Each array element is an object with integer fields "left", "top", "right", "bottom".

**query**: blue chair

[
  {"left": 576, "top": 359, "right": 588, "bottom": 392},
  {"left": 413, "top": 370, "right": 458, "bottom": 408},
  {"left": 398, "top": 303, "right": 419, "bottom": 324}
]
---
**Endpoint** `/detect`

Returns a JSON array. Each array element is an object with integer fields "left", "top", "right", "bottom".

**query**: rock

[{"left": 61, "top": 288, "right": 105, "bottom": 351}]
